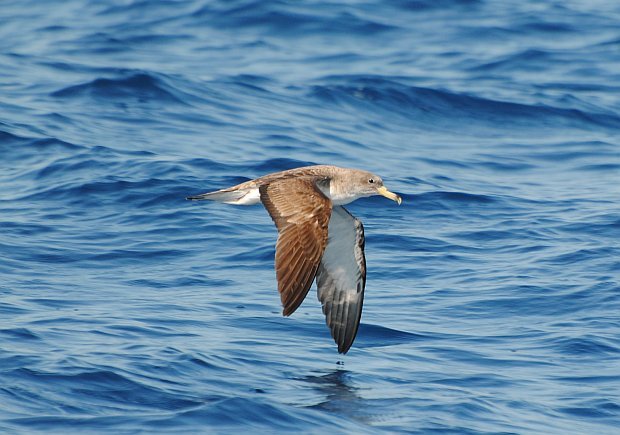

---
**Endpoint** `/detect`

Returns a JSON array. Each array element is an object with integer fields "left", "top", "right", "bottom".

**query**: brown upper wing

[{"left": 259, "top": 177, "right": 332, "bottom": 316}]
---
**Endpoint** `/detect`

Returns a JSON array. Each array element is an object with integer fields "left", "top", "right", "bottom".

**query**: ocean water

[{"left": 1, "top": 0, "right": 620, "bottom": 433}]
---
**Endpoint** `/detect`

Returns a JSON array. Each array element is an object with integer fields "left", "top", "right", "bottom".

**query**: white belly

[
  {"left": 230, "top": 187, "right": 261, "bottom": 205},
  {"left": 229, "top": 185, "right": 360, "bottom": 206}
]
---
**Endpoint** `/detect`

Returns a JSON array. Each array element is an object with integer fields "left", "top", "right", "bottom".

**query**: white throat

[
  {"left": 327, "top": 189, "right": 365, "bottom": 206},
  {"left": 317, "top": 178, "right": 369, "bottom": 205}
]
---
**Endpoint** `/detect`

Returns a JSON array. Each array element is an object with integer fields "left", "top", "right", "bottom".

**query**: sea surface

[{"left": 1, "top": 1, "right": 620, "bottom": 433}]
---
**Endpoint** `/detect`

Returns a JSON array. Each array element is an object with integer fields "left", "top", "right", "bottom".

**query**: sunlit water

[{"left": 1, "top": 1, "right": 619, "bottom": 433}]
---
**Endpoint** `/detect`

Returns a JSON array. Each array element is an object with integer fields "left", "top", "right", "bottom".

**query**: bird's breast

[{"left": 329, "top": 192, "right": 359, "bottom": 206}]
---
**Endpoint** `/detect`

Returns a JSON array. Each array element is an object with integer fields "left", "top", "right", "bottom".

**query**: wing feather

[
  {"left": 259, "top": 178, "right": 332, "bottom": 316},
  {"left": 316, "top": 206, "right": 366, "bottom": 354}
]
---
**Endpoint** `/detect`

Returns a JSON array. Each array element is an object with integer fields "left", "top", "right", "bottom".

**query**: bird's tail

[
  {"left": 186, "top": 188, "right": 243, "bottom": 202},
  {"left": 186, "top": 184, "right": 260, "bottom": 205}
]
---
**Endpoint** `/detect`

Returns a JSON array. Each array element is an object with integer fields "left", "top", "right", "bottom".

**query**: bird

[{"left": 187, "top": 165, "right": 401, "bottom": 353}]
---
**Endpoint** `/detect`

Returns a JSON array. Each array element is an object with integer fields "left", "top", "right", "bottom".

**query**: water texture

[{"left": 1, "top": 0, "right": 619, "bottom": 433}]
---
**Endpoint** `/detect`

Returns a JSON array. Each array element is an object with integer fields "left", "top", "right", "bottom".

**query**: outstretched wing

[
  {"left": 259, "top": 177, "right": 332, "bottom": 316},
  {"left": 316, "top": 206, "right": 366, "bottom": 354}
]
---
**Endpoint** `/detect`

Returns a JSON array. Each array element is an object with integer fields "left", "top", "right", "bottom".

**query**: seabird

[{"left": 187, "top": 165, "right": 401, "bottom": 353}]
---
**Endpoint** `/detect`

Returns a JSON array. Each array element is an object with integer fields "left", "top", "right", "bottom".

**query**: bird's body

[
  {"left": 192, "top": 165, "right": 389, "bottom": 206},
  {"left": 187, "top": 165, "right": 401, "bottom": 353}
]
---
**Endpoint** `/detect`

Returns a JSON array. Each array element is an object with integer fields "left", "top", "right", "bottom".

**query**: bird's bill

[{"left": 377, "top": 186, "right": 402, "bottom": 205}]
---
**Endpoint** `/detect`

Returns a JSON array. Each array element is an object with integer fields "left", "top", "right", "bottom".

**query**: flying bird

[{"left": 187, "top": 165, "right": 401, "bottom": 353}]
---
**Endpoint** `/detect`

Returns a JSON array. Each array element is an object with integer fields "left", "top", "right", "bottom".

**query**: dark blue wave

[
  {"left": 309, "top": 76, "right": 620, "bottom": 130},
  {"left": 51, "top": 73, "right": 188, "bottom": 104},
  {"left": 192, "top": 1, "right": 396, "bottom": 35}
]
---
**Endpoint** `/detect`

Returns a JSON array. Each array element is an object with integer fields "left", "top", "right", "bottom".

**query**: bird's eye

[{"left": 368, "top": 178, "right": 375, "bottom": 184}]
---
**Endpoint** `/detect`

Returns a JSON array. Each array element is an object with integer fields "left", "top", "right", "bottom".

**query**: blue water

[{"left": 1, "top": 0, "right": 620, "bottom": 433}]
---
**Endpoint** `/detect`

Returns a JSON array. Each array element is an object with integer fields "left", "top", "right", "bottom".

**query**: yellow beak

[{"left": 377, "top": 186, "right": 402, "bottom": 205}]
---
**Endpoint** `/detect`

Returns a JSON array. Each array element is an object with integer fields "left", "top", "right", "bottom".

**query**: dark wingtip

[
  {"left": 282, "top": 306, "right": 295, "bottom": 317},
  {"left": 337, "top": 341, "right": 352, "bottom": 354}
]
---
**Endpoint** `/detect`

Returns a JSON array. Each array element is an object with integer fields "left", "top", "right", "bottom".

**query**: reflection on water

[{"left": 303, "top": 369, "right": 369, "bottom": 423}]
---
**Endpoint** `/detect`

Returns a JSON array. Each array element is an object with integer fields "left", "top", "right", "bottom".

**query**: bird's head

[{"left": 354, "top": 171, "right": 402, "bottom": 205}]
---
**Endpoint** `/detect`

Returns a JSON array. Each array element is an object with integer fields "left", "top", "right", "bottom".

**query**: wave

[
  {"left": 145, "top": 397, "right": 370, "bottom": 432},
  {"left": 2, "top": 367, "right": 202, "bottom": 419},
  {"left": 51, "top": 73, "right": 188, "bottom": 104},
  {"left": 0, "top": 131, "right": 83, "bottom": 157},
  {"left": 0, "top": 328, "right": 41, "bottom": 341},
  {"left": 356, "top": 323, "right": 426, "bottom": 349},
  {"left": 192, "top": 1, "right": 396, "bottom": 35},
  {"left": 308, "top": 76, "right": 620, "bottom": 131}
]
